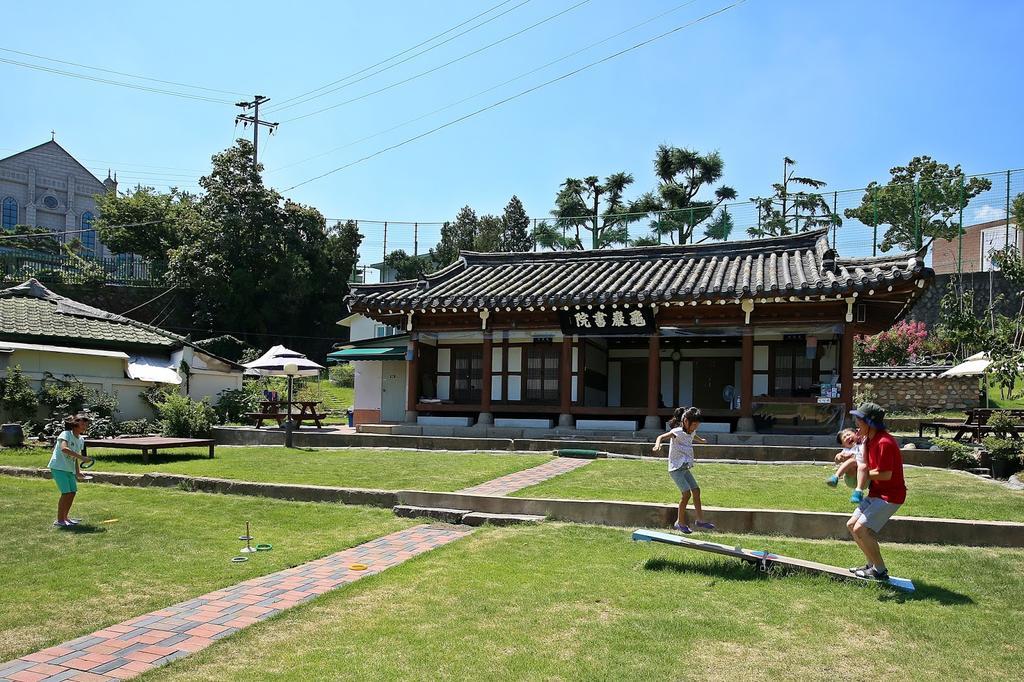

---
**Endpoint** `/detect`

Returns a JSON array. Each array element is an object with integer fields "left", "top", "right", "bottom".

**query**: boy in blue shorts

[
  {"left": 48, "top": 414, "right": 93, "bottom": 528},
  {"left": 652, "top": 407, "right": 715, "bottom": 534}
]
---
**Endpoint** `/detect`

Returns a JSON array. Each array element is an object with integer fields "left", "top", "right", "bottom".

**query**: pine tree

[
  {"left": 500, "top": 195, "right": 533, "bottom": 252},
  {"left": 430, "top": 205, "right": 479, "bottom": 266}
]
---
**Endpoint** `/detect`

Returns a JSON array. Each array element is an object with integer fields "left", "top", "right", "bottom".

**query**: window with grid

[
  {"left": 772, "top": 343, "right": 814, "bottom": 397},
  {"left": 451, "top": 347, "right": 482, "bottom": 403},
  {"left": 1, "top": 197, "right": 17, "bottom": 229},
  {"left": 80, "top": 212, "right": 96, "bottom": 253},
  {"left": 525, "top": 346, "right": 560, "bottom": 403}
]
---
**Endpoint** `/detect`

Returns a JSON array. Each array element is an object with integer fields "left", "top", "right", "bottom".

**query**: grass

[
  {"left": 144, "top": 523, "right": 1023, "bottom": 681},
  {"left": 0, "top": 476, "right": 413, "bottom": 662},
  {"left": 988, "top": 376, "right": 1024, "bottom": 409},
  {"left": 511, "top": 459, "right": 1024, "bottom": 522},
  {"left": 0, "top": 446, "right": 551, "bottom": 492}
]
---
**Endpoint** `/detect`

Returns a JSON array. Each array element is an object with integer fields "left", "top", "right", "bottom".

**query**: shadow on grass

[
  {"left": 878, "top": 581, "right": 974, "bottom": 606},
  {"left": 642, "top": 557, "right": 764, "bottom": 582},
  {"left": 58, "top": 523, "right": 107, "bottom": 534},
  {"left": 91, "top": 452, "right": 209, "bottom": 466}
]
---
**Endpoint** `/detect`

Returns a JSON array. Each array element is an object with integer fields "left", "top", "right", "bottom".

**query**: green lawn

[
  {"left": 512, "top": 460, "right": 1024, "bottom": 522},
  {"left": 145, "top": 524, "right": 1023, "bottom": 681},
  {"left": 0, "top": 446, "right": 550, "bottom": 492},
  {"left": 0, "top": 476, "right": 413, "bottom": 662}
]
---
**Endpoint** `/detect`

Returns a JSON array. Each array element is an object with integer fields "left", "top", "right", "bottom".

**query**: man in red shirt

[{"left": 846, "top": 402, "right": 906, "bottom": 582}]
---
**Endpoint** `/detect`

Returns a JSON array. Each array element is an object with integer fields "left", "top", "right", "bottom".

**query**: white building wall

[{"left": 353, "top": 361, "right": 383, "bottom": 410}]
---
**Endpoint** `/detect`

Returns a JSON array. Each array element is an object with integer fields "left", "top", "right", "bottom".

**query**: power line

[
  {"left": 0, "top": 56, "right": 235, "bottom": 104},
  {"left": 280, "top": 0, "right": 591, "bottom": 124},
  {"left": 284, "top": 0, "right": 748, "bottom": 191},
  {"left": 119, "top": 285, "right": 178, "bottom": 315},
  {"left": 0, "top": 46, "right": 248, "bottom": 97},
  {"left": 268, "top": 0, "right": 701, "bottom": 174},
  {"left": 268, "top": 0, "right": 522, "bottom": 111},
  {"left": 0, "top": 221, "right": 162, "bottom": 241}
]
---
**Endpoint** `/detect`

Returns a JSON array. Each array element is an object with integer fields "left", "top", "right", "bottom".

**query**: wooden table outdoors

[
  {"left": 247, "top": 400, "right": 326, "bottom": 429},
  {"left": 83, "top": 437, "right": 215, "bottom": 464},
  {"left": 919, "top": 408, "right": 1024, "bottom": 442}
]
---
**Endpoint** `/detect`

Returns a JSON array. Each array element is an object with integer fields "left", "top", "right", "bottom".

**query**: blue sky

[{"left": 2, "top": 0, "right": 1022, "bottom": 267}]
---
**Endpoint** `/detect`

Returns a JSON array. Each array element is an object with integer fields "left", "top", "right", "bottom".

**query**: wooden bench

[
  {"left": 249, "top": 400, "right": 327, "bottom": 429},
  {"left": 920, "top": 409, "right": 1024, "bottom": 442},
  {"left": 83, "top": 437, "right": 215, "bottom": 464}
]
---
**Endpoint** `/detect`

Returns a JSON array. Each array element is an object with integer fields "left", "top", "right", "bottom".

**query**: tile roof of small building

[
  {"left": 348, "top": 229, "right": 932, "bottom": 311},
  {"left": 852, "top": 366, "right": 953, "bottom": 380},
  {"left": 0, "top": 279, "right": 182, "bottom": 350}
]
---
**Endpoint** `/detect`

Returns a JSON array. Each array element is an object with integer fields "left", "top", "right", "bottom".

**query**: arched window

[
  {"left": 81, "top": 211, "right": 96, "bottom": 253},
  {"left": 1, "top": 197, "right": 17, "bottom": 229}
]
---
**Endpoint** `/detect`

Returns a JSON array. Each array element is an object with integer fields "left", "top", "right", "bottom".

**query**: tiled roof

[
  {"left": 853, "top": 366, "right": 951, "bottom": 380},
  {"left": 0, "top": 279, "right": 181, "bottom": 350},
  {"left": 348, "top": 230, "right": 931, "bottom": 311}
]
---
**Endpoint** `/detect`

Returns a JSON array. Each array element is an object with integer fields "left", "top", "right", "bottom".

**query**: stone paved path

[
  {"left": 0, "top": 524, "right": 470, "bottom": 682},
  {"left": 458, "top": 456, "right": 592, "bottom": 496}
]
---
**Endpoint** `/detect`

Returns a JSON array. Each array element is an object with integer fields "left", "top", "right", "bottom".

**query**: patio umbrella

[
  {"left": 939, "top": 352, "right": 991, "bottom": 377},
  {"left": 243, "top": 346, "right": 325, "bottom": 447}
]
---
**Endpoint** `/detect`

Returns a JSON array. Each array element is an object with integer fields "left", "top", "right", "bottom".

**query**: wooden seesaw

[{"left": 632, "top": 529, "right": 915, "bottom": 593}]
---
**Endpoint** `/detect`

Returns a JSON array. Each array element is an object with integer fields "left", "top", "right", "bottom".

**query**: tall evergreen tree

[
  {"left": 536, "top": 173, "right": 649, "bottom": 250},
  {"left": 474, "top": 214, "right": 503, "bottom": 252},
  {"left": 500, "top": 195, "right": 533, "bottom": 252},
  {"left": 431, "top": 205, "right": 479, "bottom": 266},
  {"left": 640, "top": 146, "right": 737, "bottom": 244},
  {"left": 747, "top": 157, "right": 839, "bottom": 238}
]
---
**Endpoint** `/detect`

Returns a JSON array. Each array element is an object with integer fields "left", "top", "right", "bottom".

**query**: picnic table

[
  {"left": 919, "top": 408, "right": 1024, "bottom": 442},
  {"left": 83, "top": 437, "right": 215, "bottom": 464},
  {"left": 247, "top": 400, "right": 327, "bottom": 429}
]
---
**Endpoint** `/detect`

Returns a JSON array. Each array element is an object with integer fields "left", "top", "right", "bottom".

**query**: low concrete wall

[
  {"left": 855, "top": 375, "right": 980, "bottom": 413},
  {"left": 212, "top": 429, "right": 950, "bottom": 467},
  {"left": 397, "top": 490, "right": 1024, "bottom": 548},
  {"left": 3, "top": 465, "right": 1018, "bottom": 547}
]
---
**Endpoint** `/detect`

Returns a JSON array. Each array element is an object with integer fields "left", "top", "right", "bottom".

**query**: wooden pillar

[
  {"left": 558, "top": 336, "right": 573, "bottom": 428},
  {"left": 479, "top": 332, "right": 494, "bottom": 425},
  {"left": 404, "top": 336, "right": 419, "bottom": 423},
  {"left": 840, "top": 326, "right": 854, "bottom": 420},
  {"left": 644, "top": 332, "right": 661, "bottom": 431},
  {"left": 737, "top": 329, "right": 755, "bottom": 432}
]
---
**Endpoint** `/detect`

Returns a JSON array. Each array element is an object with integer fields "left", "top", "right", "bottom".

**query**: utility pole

[{"left": 234, "top": 95, "right": 278, "bottom": 174}]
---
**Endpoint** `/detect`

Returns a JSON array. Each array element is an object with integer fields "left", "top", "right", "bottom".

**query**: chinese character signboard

[{"left": 558, "top": 306, "right": 656, "bottom": 336}]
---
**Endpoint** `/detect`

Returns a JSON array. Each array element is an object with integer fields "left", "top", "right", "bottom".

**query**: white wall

[
  {"left": 348, "top": 315, "right": 378, "bottom": 342},
  {"left": 353, "top": 361, "right": 382, "bottom": 410}
]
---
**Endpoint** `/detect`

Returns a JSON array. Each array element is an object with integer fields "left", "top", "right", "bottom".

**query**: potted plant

[
  {"left": 0, "top": 365, "right": 39, "bottom": 447},
  {"left": 982, "top": 435, "right": 1022, "bottom": 479}
]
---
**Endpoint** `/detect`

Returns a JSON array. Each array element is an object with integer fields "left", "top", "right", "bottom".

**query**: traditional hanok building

[{"left": 344, "top": 230, "right": 932, "bottom": 434}]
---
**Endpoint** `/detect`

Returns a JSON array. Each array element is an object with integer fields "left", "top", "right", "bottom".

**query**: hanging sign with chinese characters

[{"left": 558, "top": 306, "right": 656, "bottom": 336}]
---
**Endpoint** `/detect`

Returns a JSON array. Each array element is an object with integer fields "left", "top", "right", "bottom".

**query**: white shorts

[{"left": 850, "top": 497, "right": 901, "bottom": 533}]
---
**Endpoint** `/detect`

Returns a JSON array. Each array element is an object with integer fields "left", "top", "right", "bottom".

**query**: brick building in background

[
  {"left": 932, "top": 218, "right": 1021, "bottom": 274},
  {"left": 0, "top": 139, "right": 117, "bottom": 255}
]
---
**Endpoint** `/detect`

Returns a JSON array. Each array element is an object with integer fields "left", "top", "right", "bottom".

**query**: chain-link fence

[{"left": 351, "top": 167, "right": 1023, "bottom": 285}]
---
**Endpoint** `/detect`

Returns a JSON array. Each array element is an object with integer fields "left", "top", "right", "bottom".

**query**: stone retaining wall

[{"left": 854, "top": 375, "right": 980, "bottom": 413}]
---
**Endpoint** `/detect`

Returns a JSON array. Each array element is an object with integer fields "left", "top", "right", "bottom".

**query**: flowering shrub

[{"left": 854, "top": 320, "right": 929, "bottom": 366}]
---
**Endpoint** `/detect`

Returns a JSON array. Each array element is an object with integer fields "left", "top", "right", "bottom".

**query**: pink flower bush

[{"left": 855, "top": 320, "right": 929, "bottom": 366}]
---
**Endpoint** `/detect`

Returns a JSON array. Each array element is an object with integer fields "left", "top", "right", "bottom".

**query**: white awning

[
  {"left": 939, "top": 352, "right": 991, "bottom": 377},
  {"left": 0, "top": 340, "right": 129, "bottom": 360},
  {"left": 126, "top": 355, "right": 182, "bottom": 385},
  {"left": 243, "top": 345, "right": 324, "bottom": 377}
]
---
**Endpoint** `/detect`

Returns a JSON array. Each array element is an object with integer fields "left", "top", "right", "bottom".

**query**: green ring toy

[
  {"left": 80, "top": 457, "right": 95, "bottom": 470},
  {"left": 231, "top": 556, "right": 248, "bottom": 563},
  {"left": 255, "top": 543, "right": 273, "bottom": 551}
]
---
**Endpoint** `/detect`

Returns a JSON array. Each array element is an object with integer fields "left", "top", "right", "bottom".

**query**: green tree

[
  {"left": 1, "top": 225, "right": 63, "bottom": 253},
  {"left": 474, "top": 214, "right": 503, "bottom": 252},
  {"left": 384, "top": 249, "right": 429, "bottom": 280},
  {"left": 748, "top": 157, "right": 840, "bottom": 238},
  {"left": 0, "top": 365, "right": 38, "bottom": 422},
  {"left": 431, "top": 206, "right": 479, "bottom": 266},
  {"left": 844, "top": 156, "right": 992, "bottom": 252},
  {"left": 94, "top": 186, "right": 196, "bottom": 261},
  {"left": 500, "top": 195, "right": 533, "bottom": 252},
  {"left": 640, "top": 146, "right": 737, "bottom": 245},
  {"left": 537, "top": 173, "right": 649, "bottom": 250}
]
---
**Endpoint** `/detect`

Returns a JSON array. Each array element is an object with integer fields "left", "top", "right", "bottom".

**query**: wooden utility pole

[{"left": 235, "top": 95, "right": 278, "bottom": 174}]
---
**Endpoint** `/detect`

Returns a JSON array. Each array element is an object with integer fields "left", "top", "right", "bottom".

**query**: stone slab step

[
  {"left": 967, "top": 467, "right": 993, "bottom": 478},
  {"left": 461, "top": 512, "right": 546, "bottom": 527},
  {"left": 393, "top": 505, "right": 471, "bottom": 524}
]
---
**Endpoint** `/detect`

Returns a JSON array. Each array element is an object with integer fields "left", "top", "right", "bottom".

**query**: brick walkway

[
  {"left": 458, "top": 457, "right": 592, "bottom": 496},
  {"left": 0, "top": 524, "right": 470, "bottom": 682}
]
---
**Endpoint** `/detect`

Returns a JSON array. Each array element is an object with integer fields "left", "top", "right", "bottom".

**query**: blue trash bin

[{"left": 346, "top": 408, "right": 354, "bottom": 427}]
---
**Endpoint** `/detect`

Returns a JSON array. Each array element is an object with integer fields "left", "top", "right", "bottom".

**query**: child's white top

[
  {"left": 843, "top": 443, "right": 864, "bottom": 464},
  {"left": 667, "top": 427, "right": 695, "bottom": 471}
]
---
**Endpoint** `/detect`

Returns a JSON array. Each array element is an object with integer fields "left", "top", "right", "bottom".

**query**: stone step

[
  {"left": 393, "top": 505, "right": 471, "bottom": 524},
  {"left": 967, "top": 467, "right": 993, "bottom": 478},
  {"left": 461, "top": 512, "right": 546, "bottom": 527}
]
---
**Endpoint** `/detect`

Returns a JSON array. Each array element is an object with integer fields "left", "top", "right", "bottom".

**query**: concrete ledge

[
  {"left": 7, "top": 465, "right": 1014, "bottom": 547},
  {"left": 0, "top": 466, "right": 397, "bottom": 507},
  {"left": 395, "top": 490, "right": 1024, "bottom": 548}
]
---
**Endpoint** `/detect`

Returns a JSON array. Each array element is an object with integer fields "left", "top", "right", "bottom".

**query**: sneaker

[
  {"left": 854, "top": 566, "right": 889, "bottom": 582},
  {"left": 67, "top": 518, "right": 82, "bottom": 525},
  {"left": 849, "top": 563, "right": 872, "bottom": 574},
  {"left": 53, "top": 520, "right": 71, "bottom": 528},
  {"left": 672, "top": 523, "right": 692, "bottom": 534},
  {"left": 850, "top": 489, "right": 864, "bottom": 503},
  {"left": 695, "top": 521, "right": 716, "bottom": 530},
  {"left": 826, "top": 475, "right": 839, "bottom": 488}
]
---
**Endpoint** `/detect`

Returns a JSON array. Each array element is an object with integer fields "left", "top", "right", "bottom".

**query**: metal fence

[
  {"left": 0, "top": 249, "right": 162, "bottom": 286},
  {"left": 352, "top": 167, "right": 1024, "bottom": 284}
]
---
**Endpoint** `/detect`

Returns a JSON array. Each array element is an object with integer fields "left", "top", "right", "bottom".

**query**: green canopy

[{"left": 326, "top": 347, "right": 405, "bottom": 363}]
